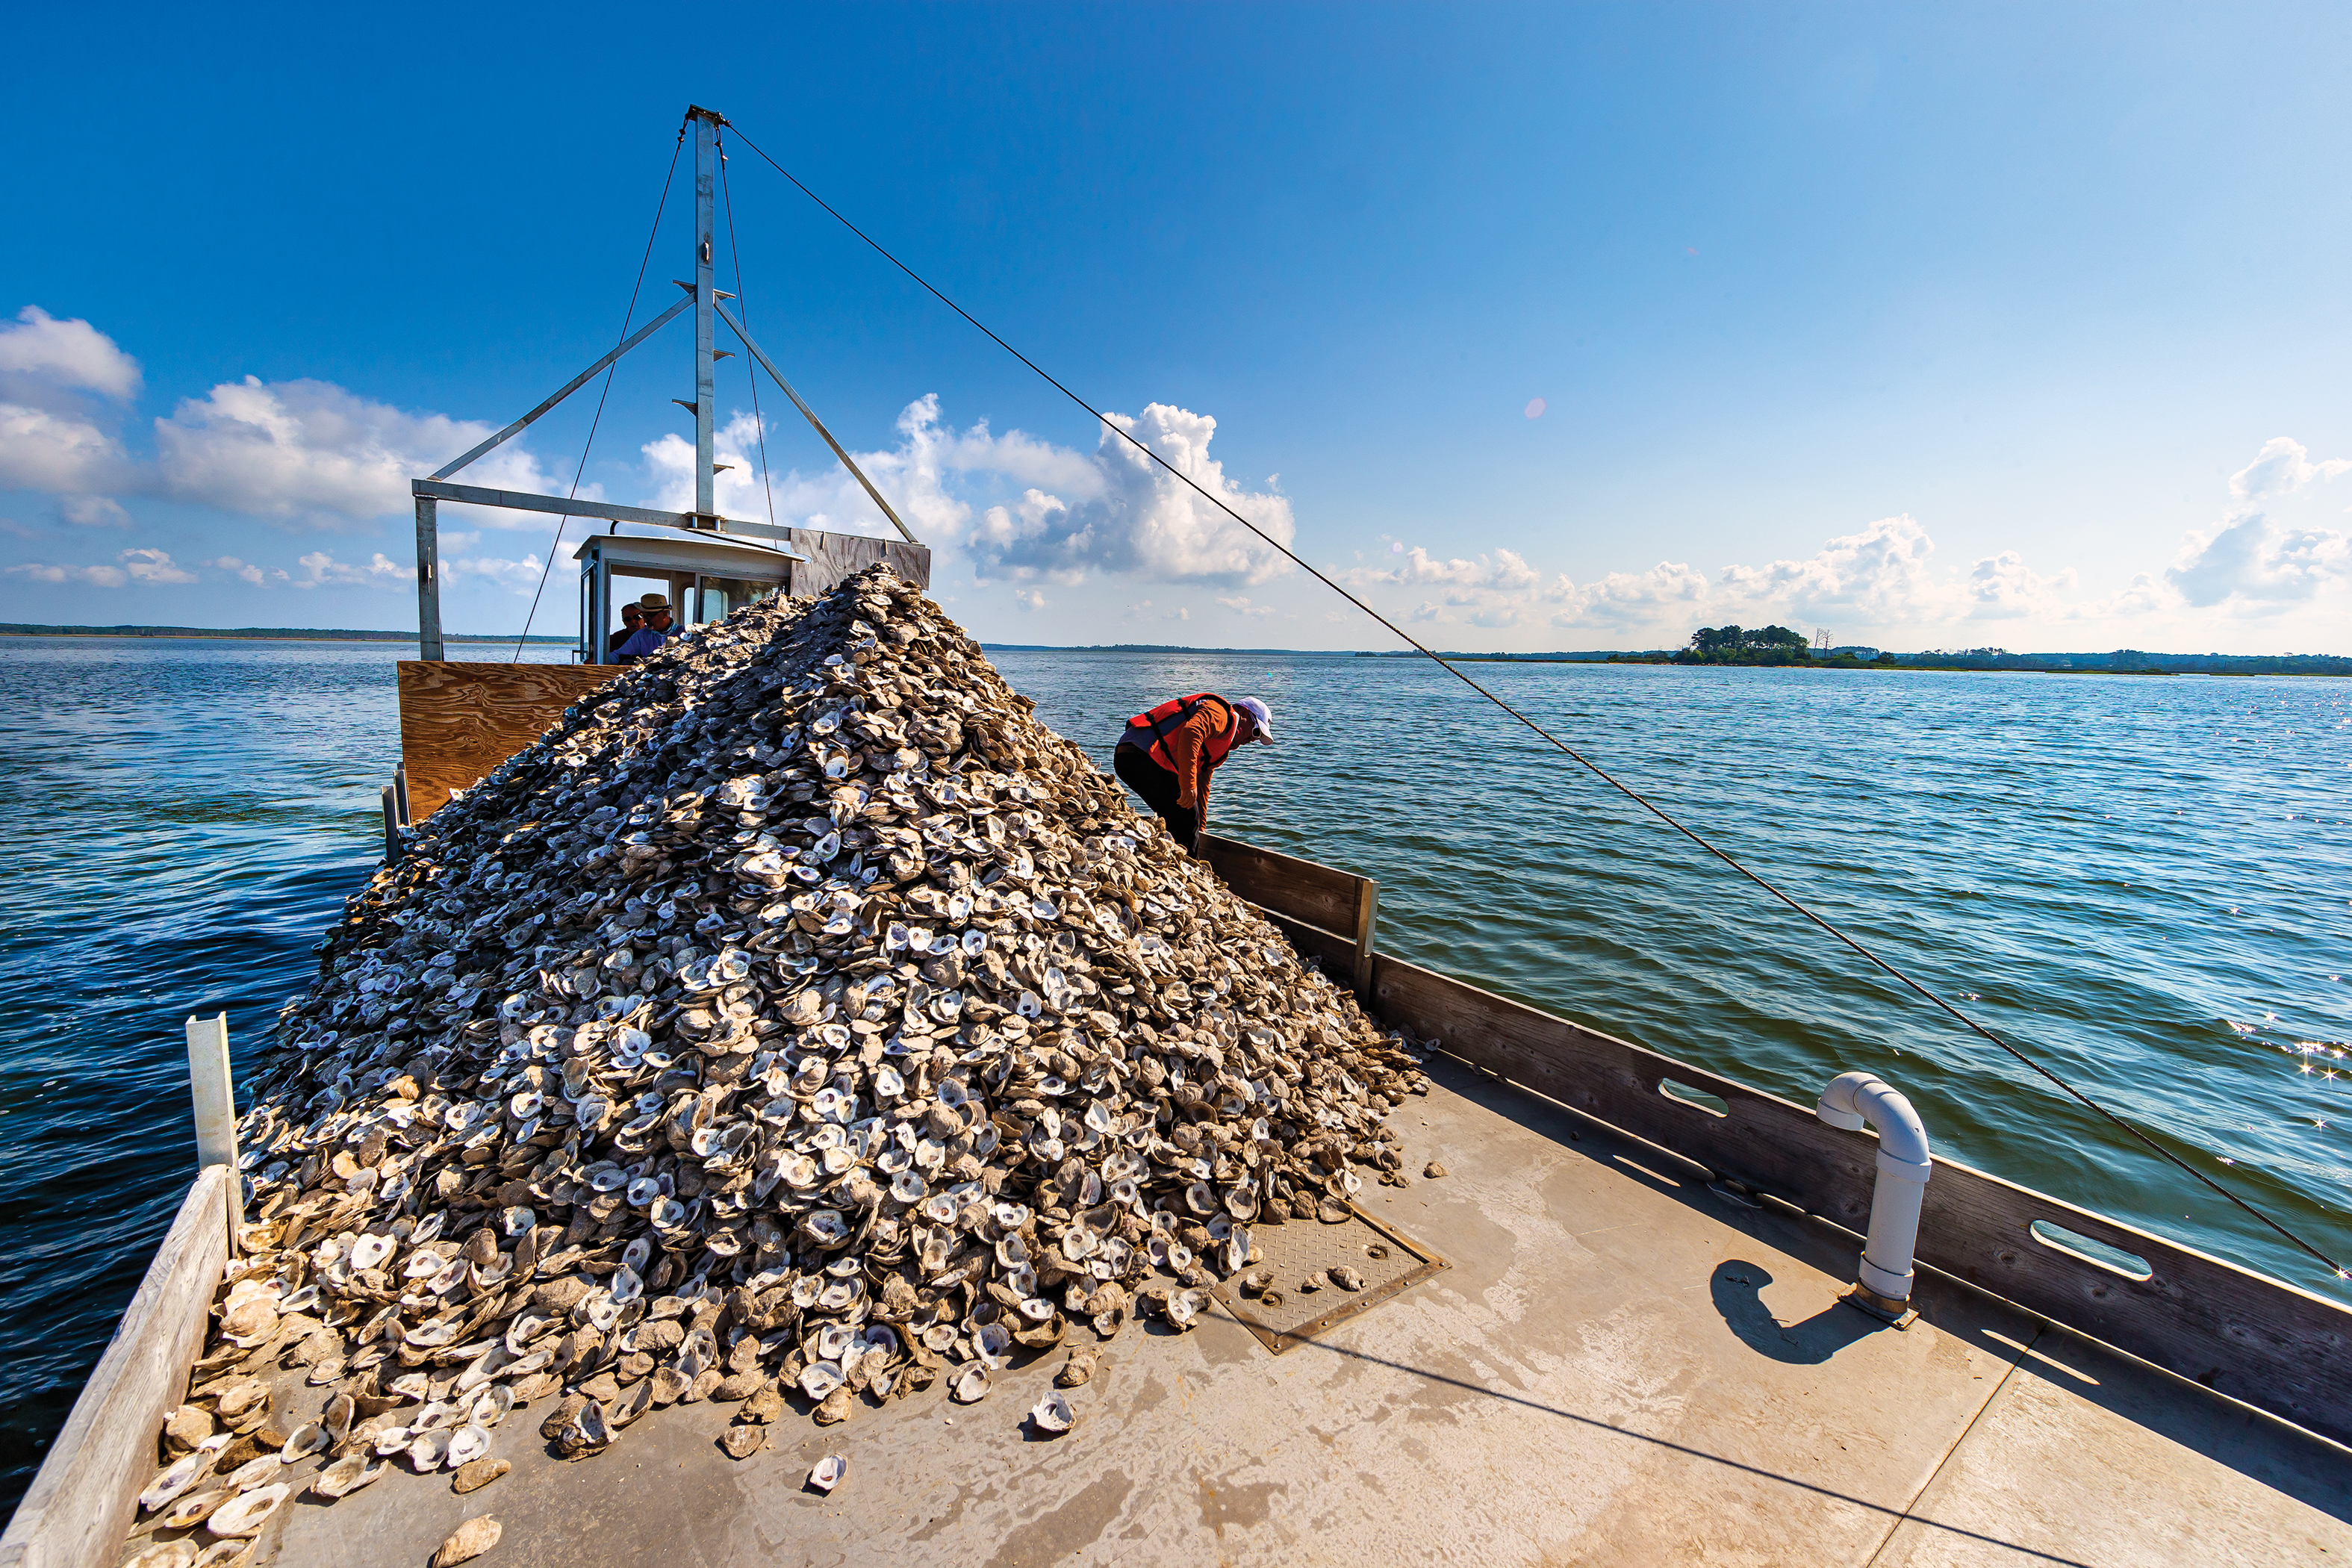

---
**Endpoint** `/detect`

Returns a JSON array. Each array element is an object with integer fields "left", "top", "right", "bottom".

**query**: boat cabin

[{"left": 574, "top": 530, "right": 795, "bottom": 665}]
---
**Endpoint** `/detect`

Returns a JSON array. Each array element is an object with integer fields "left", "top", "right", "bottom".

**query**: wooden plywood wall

[
  {"left": 785, "top": 531, "right": 932, "bottom": 596},
  {"left": 397, "top": 662, "right": 615, "bottom": 819}
]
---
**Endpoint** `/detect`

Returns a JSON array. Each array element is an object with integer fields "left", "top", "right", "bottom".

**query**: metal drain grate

[{"left": 1213, "top": 1206, "right": 1446, "bottom": 1354}]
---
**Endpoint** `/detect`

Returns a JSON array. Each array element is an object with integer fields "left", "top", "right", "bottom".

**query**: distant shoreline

[{"left": 4, "top": 625, "right": 2343, "bottom": 675}]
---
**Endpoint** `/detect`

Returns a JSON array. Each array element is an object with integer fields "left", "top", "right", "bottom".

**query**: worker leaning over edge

[{"left": 1113, "top": 692, "right": 1274, "bottom": 855}]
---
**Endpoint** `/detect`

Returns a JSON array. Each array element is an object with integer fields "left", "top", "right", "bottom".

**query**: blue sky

[{"left": 3, "top": 3, "right": 2348, "bottom": 653}]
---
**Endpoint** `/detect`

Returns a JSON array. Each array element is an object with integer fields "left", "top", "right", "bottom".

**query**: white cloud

[
  {"left": 1012, "top": 588, "right": 1048, "bottom": 612},
  {"left": 0, "top": 402, "right": 130, "bottom": 493},
  {"left": 293, "top": 550, "right": 413, "bottom": 588},
  {"left": 638, "top": 396, "right": 1296, "bottom": 591},
  {"left": 2228, "top": 435, "right": 2351, "bottom": 505},
  {"left": 6, "top": 559, "right": 125, "bottom": 587},
  {"left": 2154, "top": 435, "right": 2352, "bottom": 610},
  {"left": 1716, "top": 514, "right": 1950, "bottom": 623},
  {"left": 1556, "top": 561, "right": 1713, "bottom": 626},
  {"left": 1216, "top": 595, "right": 1276, "bottom": 617},
  {"left": 1960, "top": 550, "right": 2079, "bottom": 619},
  {"left": 155, "top": 377, "right": 560, "bottom": 527},
  {"left": 0, "top": 307, "right": 140, "bottom": 399},
  {"left": 5, "top": 545, "right": 192, "bottom": 588},
  {"left": 120, "top": 547, "right": 196, "bottom": 584},
  {"left": 2166, "top": 514, "right": 2348, "bottom": 607},
  {"left": 447, "top": 554, "right": 547, "bottom": 594},
  {"left": 60, "top": 495, "right": 130, "bottom": 527},
  {"left": 0, "top": 308, "right": 141, "bottom": 500},
  {"left": 1340, "top": 516, "right": 2085, "bottom": 638},
  {"left": 1344, "top": 546, "right": 1708, "bottom": 629},
  {"left": 208, "top": 555, "right": 287, "bottom": 587}
]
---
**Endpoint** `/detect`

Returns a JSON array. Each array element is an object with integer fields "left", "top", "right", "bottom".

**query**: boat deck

[{"left": 220, "top": 1055, "right": 2348, "bottom": 1567}]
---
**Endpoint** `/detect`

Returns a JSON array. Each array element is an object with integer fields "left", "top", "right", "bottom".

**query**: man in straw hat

[
  {"left": 613, "top": 592, "right": 677, "bottom": 663},
  {"left": 1113, "top": 692, "right": 1274, "bottom": 854}
]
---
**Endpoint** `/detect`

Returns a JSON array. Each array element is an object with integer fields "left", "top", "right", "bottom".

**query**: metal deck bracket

[{"left": 1839, "top": 1281, "right": 1919, "bottom": 1330}]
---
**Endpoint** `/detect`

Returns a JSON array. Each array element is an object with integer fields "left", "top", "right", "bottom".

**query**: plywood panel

[
  {"left": 1198, "top": 833, "right": 1377, "bottom": 996},
  {"left": 785, "top": 531, "right": 932, "bottom": 597},
  {"left": 1198, "top": 834, "right": 1366, "bottom": 942},
  {"left": 396, "top": 662, "right": 614, "bottom": 819},
  {"left": 1370, "top": 952, "right": 2352, "bottom": 1450}
]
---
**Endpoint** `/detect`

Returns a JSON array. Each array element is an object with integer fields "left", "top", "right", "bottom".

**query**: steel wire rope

[
  {"left": 511, "top": 122, "right": 688, "bottom": 661},
  {"left": 721, "top": 120, "right": 2348, "bottom": 1281},
  {"left": 715, "top": 134, "right": 780, "bottom": 532}
]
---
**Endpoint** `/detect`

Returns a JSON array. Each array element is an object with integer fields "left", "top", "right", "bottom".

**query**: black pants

[{"left": 1115, "top": 742, "right": 1198, "bottom": 852}]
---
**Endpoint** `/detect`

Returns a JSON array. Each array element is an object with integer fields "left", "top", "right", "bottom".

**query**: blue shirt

[{"left": 615, "top": 622, "right": 676, "bottom": 660}]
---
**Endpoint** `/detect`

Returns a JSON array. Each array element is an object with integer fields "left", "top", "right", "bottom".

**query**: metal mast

[{"left": 690, "top": 107, "right": 720, "bottom": 526}]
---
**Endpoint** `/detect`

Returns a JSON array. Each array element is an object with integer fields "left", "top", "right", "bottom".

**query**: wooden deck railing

[
  {"left": 1208, "top": 834, "right": 2352, "bottom": 1452},
  {"left": 1195, "top": 833, "right": 1376, "bottom": 998}
]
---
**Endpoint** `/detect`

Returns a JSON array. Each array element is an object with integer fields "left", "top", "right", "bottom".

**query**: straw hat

[{"left": 638, "top": 593, "right": 671, "bottom": 612}]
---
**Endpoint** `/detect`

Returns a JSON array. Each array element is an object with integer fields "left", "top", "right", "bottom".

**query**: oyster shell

[
  {"left": 205, "top": 1481, "right": 290, "bottom": 1537},
  {"left": 1029, "top": 1390, "right": 1076, "bottom": 1435},
  {"left": 311, "top": 1452, "right": 387, "bottom": 1499}
]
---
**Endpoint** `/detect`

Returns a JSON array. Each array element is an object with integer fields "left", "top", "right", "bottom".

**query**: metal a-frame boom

[{"left": 409, "top": 104, "right": 915, "bottom": 660}]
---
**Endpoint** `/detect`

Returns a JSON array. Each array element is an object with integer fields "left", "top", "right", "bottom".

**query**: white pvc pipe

[{"left": 1816, "top": 1070, "right": 1932, "bottom": 1301}]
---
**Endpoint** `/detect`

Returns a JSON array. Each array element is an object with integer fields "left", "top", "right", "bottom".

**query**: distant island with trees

[{"left": 1605, "top": 626, "right": 2352, "bottom": 676}]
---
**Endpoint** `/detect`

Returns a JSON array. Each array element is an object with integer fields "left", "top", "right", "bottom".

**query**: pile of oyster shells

[{"left": 146, "top": 563, "right": 1431, "bottom": 1526}]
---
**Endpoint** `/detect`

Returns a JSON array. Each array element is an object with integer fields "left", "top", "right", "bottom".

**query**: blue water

[{"left": 1, "top": 635, "right": 2346, "bottom": 1508}]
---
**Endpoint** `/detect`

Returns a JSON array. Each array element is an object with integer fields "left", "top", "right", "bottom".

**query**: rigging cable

[
  {"left": 716, "top": 132, "right": 781, "bottom": 532},
  {"left": 724, "top": 119, "right": 2346, "bottom": 1281},
  {"left": 511, "top": 121, "right": 688, "bottom": 661}
]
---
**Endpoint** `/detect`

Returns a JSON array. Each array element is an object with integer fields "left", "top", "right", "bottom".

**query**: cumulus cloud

[
  {"left": 2160, "top": 436, "right": 2351, "bottom": 609},
  {"left": 293, "top": 550, "right": 413, "bottom": 588},
  {"left": 0, "top": 307, "right": 141, "bottom": 503},
  {"left": 60, "top": 495, "right": 130, "bottom": 527},
  {"left": 5, "top": 546, "right": 193, "bottom": 588},
  {"left": 1340, "top": 516, "right": 2088, "bottom": 638},
  {"left": 0, "top": 307, "right": 140, "bottom": 399},
  {"left": 156, "top": 377, "right": 560, "bottom": 527},
  {"left": 2228, "top": 435, "right": 2351, "bottom": 504},
  {"left": 6, "top": 559, "right": 125, "bottom": 587},
  {"left": 209, "top": 555, "right": 288, "bottom": 587},
  {"left": 1343, "top": 547, "right": 1708, "bottom": 629},
  {"left": 1961, "top": 550, "right": 2079, "bottom": 619},
  {"left": 2166, "top": 515, "right": 2348, "bottom": 606},
  {"left": 446, "top": 554, "right": 547, "bottom": 594},
  {"left": 1716, "top": 514, "right": 1949, "bottom": 622},
  {"left": 120, "top": 547, "right": 196, "bottom": 584},
  {"left": 0, "top": 403, "right": 131, "bottom": 493},
  {"left": 642, "top": 396, "right": 1295, "bottom": 591}
]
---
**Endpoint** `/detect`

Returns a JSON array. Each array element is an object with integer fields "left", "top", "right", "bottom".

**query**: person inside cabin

[
  {"left": 605, "top": 600, "right": 644, "bottom": 662},
  {"left": 613, "top": 592, "right": 677, "bottom": 663},
  {"left": 1113, "top": 693, "right": 1274, "bottom": 855}
]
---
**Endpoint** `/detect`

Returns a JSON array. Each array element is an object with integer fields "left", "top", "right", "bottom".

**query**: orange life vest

[{"left": 1128, "top": 691, "right": 1240, "bottom": 777}]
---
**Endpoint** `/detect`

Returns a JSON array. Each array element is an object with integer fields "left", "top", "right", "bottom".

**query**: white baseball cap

[{"left": 1234, "top": 696, "right": 1275, "bottom": 743}]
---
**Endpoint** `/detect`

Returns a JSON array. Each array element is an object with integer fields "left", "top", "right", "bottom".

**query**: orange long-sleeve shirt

[{"left": 1160, "top": 695, "right": 1237, "bottom": 812}]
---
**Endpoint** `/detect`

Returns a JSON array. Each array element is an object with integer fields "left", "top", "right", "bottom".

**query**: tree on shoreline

[{"left": 1673, "top": 624, "right": 1812, "bottom": 665}]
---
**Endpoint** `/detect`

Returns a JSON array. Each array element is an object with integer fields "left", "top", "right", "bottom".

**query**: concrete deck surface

[{"left": 217, "top": 1057, "right": 2348, "bottom": 1567}]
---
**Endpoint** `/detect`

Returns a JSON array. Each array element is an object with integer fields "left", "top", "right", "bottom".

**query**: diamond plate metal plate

[{"left": 1213, "top": 1206, "right": 1446, "bottom": 1354}]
